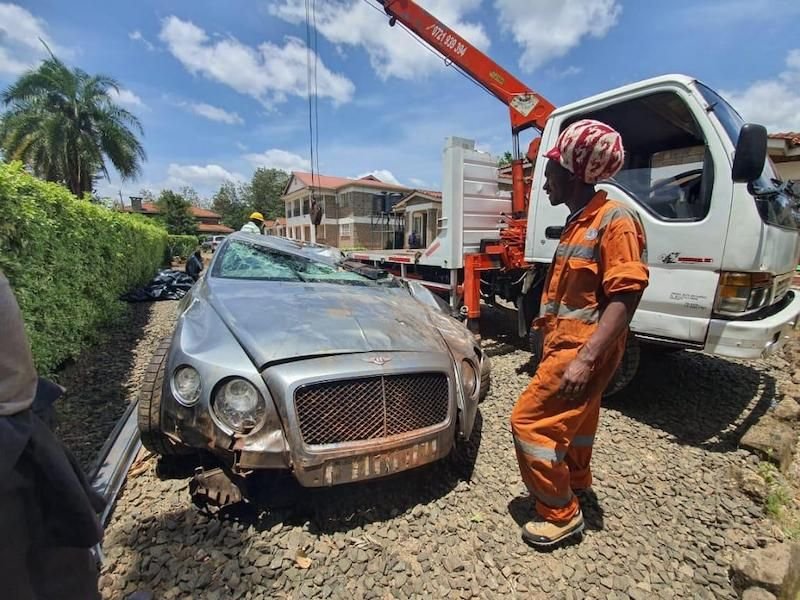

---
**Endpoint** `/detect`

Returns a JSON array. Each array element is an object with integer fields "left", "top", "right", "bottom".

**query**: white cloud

[
  {"left": 0, "top": 3, "right": 67, "bottom": 76},
  {"left": 494, "top": 0, "right": 620, "bottom": 73},
  {"left": 548, "top": 65, "right": 583, "bottom": 79},
  {"left": 357, "top": 169, "right": 400, "bottom": 185},
  {"left": 409, "top": 177, "right": 428, "bottom": 188},
  {"left": 682, "top": 0, "right": 800, "bottom": 26},
  {"left": 166, "top": 163, "right": 245, "bottom": 188},
  {"left": 109, "top": 87, "right": 146, "bottom": 109},
  {"left": 721, "top": 49, "right": 800, "bottom": 132},
  {"left": 129, "top": 30, "right": 156, "bottom": 51},
  {"left": 269, "top": 0, "right": 489, "bottom": 81},
  {"left": 159, "top": 16, "right": 354, "bottom": 105},
  {"left": 181, "top": 101, "right": 243, "bottom": 125},
  {"left": 244, "top": 148, "right": 310, "bottom": 172}
]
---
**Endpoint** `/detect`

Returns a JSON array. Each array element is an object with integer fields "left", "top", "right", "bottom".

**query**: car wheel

[
  {"left": 478, "top": 356, "right": 491, "bottom": 403},
  {"left": 138, "top": 337, "right": 190, "bottom": 456}
]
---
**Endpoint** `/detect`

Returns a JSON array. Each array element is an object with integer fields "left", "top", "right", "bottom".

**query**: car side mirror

[{"left": 732, "top": 123, "right": 767, "bottom": 183}]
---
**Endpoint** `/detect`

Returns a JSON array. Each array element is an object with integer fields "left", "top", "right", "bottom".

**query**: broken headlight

[{"left": 213, "top": 378, "right": 266, "bottom": 433}]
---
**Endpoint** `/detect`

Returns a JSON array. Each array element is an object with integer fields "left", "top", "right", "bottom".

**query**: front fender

[{"left": 426, "top": 306, "right": 482, "bottom": 440}]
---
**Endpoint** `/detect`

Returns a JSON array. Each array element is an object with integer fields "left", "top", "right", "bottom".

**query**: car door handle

[{"left": 545, "top": 226, "right": 563, "bottom": 240}]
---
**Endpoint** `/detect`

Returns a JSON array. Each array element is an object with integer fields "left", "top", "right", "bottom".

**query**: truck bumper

[{"left": 705, "top": 291, "right": 800, "bottom": 359}]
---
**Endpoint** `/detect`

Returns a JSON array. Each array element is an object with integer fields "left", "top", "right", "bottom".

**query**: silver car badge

[{"left": 365, "top": 356, "right": 392, "bottom": 366}]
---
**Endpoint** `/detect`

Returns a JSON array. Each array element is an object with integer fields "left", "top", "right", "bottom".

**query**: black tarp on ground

[{"left": 121, "top": 269, "right": 195, "bottom": 302}]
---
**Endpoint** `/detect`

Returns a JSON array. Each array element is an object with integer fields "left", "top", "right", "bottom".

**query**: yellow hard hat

[{"left": 249, "top": 211, "right": 264, "bottom": 222}]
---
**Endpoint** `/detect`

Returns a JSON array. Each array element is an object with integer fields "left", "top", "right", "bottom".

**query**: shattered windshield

[{"left": 214, "top": 240, "right": 386, "bottom": 286}]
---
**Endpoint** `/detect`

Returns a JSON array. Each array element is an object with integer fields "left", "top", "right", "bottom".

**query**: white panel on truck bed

[{"left": 420, "top": 137, "right": 511, "bottom": 269}]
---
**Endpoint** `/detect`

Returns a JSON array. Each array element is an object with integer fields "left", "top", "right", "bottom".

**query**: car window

[{"left": 214, "top": 240, "right": 381, "bottom": 286}]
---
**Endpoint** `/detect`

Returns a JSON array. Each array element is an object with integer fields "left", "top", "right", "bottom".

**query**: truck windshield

[{"left": 696, "top": 82, "right": 797, "bottom": 230}]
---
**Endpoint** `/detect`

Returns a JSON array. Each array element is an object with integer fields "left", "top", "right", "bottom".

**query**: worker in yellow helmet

[{"left": 240, "top": 212, "right": 264, "bottom": 234}]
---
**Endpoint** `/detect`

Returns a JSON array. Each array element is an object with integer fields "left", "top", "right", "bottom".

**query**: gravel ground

[
  {"left": 53, "top": 300, "right": 179, "bottom": 472},
  {"left": 99, "top": 303, "right": 798, "bottom": 600}
]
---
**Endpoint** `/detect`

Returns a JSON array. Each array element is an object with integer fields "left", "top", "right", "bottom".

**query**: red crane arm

[{"left": 377, "top": 0, "right": 555, "bottom": 133}]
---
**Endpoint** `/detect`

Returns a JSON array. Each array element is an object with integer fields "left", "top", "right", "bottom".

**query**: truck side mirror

[{"left": 732, "top": 123, "right": 767, "bottom": 183}]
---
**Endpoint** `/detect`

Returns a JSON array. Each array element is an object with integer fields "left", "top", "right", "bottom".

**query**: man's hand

[{"left": 558, "top": 354, "right": 594, "bottom": 401}]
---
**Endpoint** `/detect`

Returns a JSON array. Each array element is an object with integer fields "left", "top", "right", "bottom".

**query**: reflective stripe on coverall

[{"left": 511, "top": 191, "right": 649, "bottom": 522}]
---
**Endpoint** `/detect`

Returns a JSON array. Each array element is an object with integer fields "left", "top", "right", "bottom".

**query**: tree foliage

[
  {"left": 498, "top": 151, "right": 513, "bottom": 167},
  {"left": 211, "top": 181, "right": 251, "bottom": 230},
  {"left": 250, "top": 168, "right": 289, "bottom": 219},
  {"left": 211, "top": 168, "right": 289, "bottom": 230},
  {"left": 156, "top": 189, "right": 197, "bottom": 235},
  {"left": 0, "top": 52, "right": 146, "bottom": 197}
]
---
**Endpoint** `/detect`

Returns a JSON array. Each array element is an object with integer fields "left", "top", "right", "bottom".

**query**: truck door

[{"left": 526, "top": 85, "right": 732, "bottom": 346}]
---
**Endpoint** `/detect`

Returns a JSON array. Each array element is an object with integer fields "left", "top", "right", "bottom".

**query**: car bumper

[{"left": 705, "top": 290, "right": 800, "bottom": 359}]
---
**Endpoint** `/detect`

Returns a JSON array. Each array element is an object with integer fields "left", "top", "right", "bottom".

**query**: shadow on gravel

[
  {"left": 156, "top": 412, "right": 484, "bottom": 537},
  {"left": 604, "top": 348, "right": 777, "bottom": 452},
  {"left": 51, "top": 302, "right": 163, "bottom": 473},
  {"left": 507, "top": 488, "right": 605, "bottom": 534}
]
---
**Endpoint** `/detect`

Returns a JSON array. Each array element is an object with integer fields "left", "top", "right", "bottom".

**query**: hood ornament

[{"left": 365, "top": 355, "right": 392, "bottom": 366}]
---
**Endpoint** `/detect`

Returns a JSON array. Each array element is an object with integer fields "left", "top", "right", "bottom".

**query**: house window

[
  {"left": 294, "top": 199, "right": 301, "bottom": 216},
  {"left": 303, "top": 199, "right": 310, "bottom": 215},
  {"left": 340, "top": 223, "right": 352, "bottom": 238},
  {"left": 287, "top": 202, "right": 293, "bottom": 218}
]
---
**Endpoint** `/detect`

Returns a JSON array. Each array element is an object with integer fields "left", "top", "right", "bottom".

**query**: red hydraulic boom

[{"left": 376, "top": 0, "right": 557, "bottom": 330}]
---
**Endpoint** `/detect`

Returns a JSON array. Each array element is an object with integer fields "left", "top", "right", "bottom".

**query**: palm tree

[{"left": 0, "top": 51, "right": 145, "bottom": 197}]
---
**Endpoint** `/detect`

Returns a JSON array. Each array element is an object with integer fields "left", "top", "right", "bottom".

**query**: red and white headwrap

[{"left": 544, "top": 119, "right": 624, "bottom": 184}]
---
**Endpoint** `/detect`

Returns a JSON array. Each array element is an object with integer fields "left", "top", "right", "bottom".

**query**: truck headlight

[
  {"left": 715, "top": 272, "right": 773, "bottom": 314},
  {"left": 213, "top": 378, "right": 266, "bottom": 433},
  {"left": 173, "top": 366, "right": 201, "bottom": 406},
  {"left": 461, "top": 360, "right": 477, "bottom": 397}
]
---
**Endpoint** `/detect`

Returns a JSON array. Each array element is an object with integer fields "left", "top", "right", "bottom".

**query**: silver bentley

[{"left": 138, "top": 233, "right": 489, "bottom": 497}]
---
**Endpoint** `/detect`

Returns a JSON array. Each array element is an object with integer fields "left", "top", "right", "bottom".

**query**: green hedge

[
  {"left": 0, "top": 161, "right": 168, "bottom": 373},
  {"left": 166, "top": 234, "right": 199, "bottom": 261}
]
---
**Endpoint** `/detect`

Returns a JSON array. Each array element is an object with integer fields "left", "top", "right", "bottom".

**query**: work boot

[{"left": 521, "top": 510, "right": 584, "bottom": 547}]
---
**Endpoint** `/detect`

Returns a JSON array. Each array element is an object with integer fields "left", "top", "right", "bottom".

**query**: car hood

[{"left": 205, "top": 278, "right": 449, "bottom": 368}]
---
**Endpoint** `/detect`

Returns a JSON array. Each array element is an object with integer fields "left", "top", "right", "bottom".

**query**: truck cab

[{"left": 525, "top": 74, "right": 800, "bottom": 360}]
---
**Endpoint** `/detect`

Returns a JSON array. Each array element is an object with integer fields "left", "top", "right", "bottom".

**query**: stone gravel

[
  {"left": 53, "top": 300, "right": 179, "bottom": 472},
  {"left": 99, "top": 303, "right": 799, "bottom": 599}
]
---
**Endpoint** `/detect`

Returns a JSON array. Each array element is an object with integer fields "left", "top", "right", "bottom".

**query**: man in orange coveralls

[{"left": 511, "top": 119, "right": 649, "bottom": 547}]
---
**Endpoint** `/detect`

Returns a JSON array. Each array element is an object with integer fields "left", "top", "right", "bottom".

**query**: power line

[{"left": 304, "top": 0, "right": 318, "bottom": 200}]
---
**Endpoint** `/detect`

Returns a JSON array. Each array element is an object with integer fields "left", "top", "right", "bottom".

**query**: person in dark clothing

[
  {"left": 0, "top": 271, "right": 105, "bottom": 600},
  {"left": 185, "top": 248, "right": 204, "bottom": 281}
]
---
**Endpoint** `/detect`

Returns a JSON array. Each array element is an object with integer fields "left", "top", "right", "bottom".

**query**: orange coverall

[{"left": 511, "top": 191, "right": 649, "bottom": 522}]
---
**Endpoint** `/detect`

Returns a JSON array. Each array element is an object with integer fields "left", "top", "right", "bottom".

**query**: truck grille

[{"left": 294, "top": 373, "right": 449, "bottom": 446}]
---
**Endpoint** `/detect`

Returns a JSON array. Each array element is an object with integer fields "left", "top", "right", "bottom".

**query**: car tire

[
  {"left": 478, "top": 357, "right": 491, "bottom": 403},
  {"left": 138, "top": 337, "right": 189, "bottom": 456},
  {"left": 527, "top": 328, "right": 640, "bottom": 398}
]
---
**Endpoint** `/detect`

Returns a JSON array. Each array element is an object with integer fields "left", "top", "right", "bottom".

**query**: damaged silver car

[{"left": 138, "top": 232, "right": 490, "bottom": 498}]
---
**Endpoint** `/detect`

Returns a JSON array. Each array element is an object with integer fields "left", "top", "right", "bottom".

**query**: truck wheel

[
  {"left": 138, "top": 337, "right": 188, "bottom": 456},
  {"left": 528, "top": 327, "right": 544, "bottom": 367},
  {"left": 527, "top": 328, "right": 640, "bottom": 398},
  {"left": 603, "top": 336, "right": 640, "bottom": 397}
]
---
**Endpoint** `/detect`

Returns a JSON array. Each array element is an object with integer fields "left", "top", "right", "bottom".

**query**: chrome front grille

[{"left": 294, "top": 373, "right": 449, "bottom": 446}]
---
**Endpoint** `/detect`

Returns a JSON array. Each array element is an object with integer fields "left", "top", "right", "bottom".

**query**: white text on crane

[{"left": 426, "top": 23, "right": 468, "bottom": 58}]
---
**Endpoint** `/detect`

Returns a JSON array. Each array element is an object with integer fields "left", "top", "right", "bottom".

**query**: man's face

[{"left": 543, "top": 159, "right": 573, "bottom": 206}]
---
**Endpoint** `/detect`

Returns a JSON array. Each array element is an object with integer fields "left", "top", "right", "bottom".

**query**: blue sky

[{"left": 3, "top": 0, "right": 800, "bottom": 200}]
